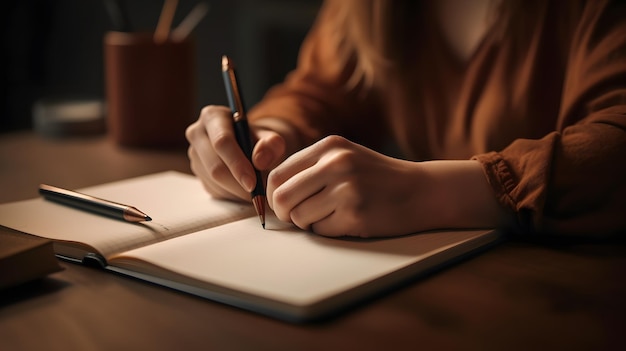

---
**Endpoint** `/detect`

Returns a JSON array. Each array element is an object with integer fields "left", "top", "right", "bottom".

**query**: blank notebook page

[{"left": 112, "top": 214, "right": 492, "bottom": 306}]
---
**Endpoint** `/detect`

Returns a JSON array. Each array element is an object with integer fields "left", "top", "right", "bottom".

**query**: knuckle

[
  {"left": 211, "top": 130, "right": 232, "bottom": 152},
  {"left": 185, "top": 120, "right": 200, "bottom": 137},
  {"left": 320, "top": 135, "right": 348, "bottom": 148},
  {"left": 203, "top": 161, "right": 228, "bottom": 182},
  {"left": 266, "top": 168, "right": 283, "bottom": 191},
  {"left": 200, "top": 105, "right": 229, "bottom": 125},
  {"left": 185, "top": 123, "right": 198, "bottom": 141},
  {"left": 319, "top": 149, "right": 356, "bottom": 175},
  {"left": 207, "top": 161, "right": 228, "bottom": 181},
  {"left": 200, "top": 105, "right": 220, "bottom": 119},
  {"left": 314, "top": 135, "right": 349, "bottom": 154},
  {"left": 272, "top": 187, "right": 290, "bottom": 210},
  {"left": 331, "top": 149, "right": 356, "bottom": 164},
  {"left": 187, "top": 145, "right": 195, "bottom": 160}
]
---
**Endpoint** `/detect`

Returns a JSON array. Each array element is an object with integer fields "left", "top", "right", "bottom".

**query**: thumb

[{"left": 252, "top": 129, "right": 286, "bottom": 170}]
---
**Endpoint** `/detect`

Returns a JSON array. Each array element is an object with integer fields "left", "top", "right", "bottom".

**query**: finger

[
  {"left": 252, "top": 129, "right": 286, "bottom": 170},
  {"left": 288, "top": 185, "right": 335, "bottom": 231},
  {"left": 310, "top": 211, "right": 352, "bottom": 237},
  {"left": 267, "top": 136, "right": 349, "bottom": 212},
  {"left": 268, "top": 160, "right": 330, "bottom": 223},
  {"left": 268, "top": 135, "right": 348, "bottom": 188},
  {"left": 265, "top": 145, "right": 319, "bottom": 211},
  {"left": 188, "top": 145, "right": 247, "bottom": 200},
  {"left": 204, "top": 107, "right": 258, "bottom": 193},
  {"left": 290, "top": 181, "right": 361, "bottom": 237},
  {"left": 186, "top": 106, "right": 251, "bottom": 200}
]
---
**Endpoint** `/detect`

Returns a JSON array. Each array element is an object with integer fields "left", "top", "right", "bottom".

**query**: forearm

[{"left": 413, "top": 160, "right": 510, "bottom": 231}]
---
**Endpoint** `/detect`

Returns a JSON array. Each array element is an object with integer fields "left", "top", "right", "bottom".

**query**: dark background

[{"left": 0, "top": 0, "right": 321, "bottom": 133}]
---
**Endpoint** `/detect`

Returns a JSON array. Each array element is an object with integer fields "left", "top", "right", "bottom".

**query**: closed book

[{"left": 0, "top": 227, "right": 63, "bottom": 290}]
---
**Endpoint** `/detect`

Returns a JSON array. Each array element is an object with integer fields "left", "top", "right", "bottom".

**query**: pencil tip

[{"left": 145, "top": 216, "right": 152, "bottom": 222}]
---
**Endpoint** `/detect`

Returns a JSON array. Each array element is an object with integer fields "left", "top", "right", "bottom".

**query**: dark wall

[{"left": 0, "top": 0, "right": 321, "bottom": 133}]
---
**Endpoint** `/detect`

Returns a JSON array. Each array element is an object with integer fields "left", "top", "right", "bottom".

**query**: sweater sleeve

[
  {"left": 474, "top": 0, "right": 626, "bottom": 237},
  {"left": 247, "top": 2, "right": 385, "bottom": 149}
]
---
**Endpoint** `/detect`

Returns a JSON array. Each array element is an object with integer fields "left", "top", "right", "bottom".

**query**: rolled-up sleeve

[{"left": 475, "top": 0, "right": 626, "bottom": 237}]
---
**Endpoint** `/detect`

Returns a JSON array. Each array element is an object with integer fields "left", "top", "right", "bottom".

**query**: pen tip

[{"left": 145, "top": 216, "right": 152, "bottom": 222}]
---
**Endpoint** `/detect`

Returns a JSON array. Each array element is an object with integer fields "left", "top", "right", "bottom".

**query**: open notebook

[{"left": 0, "top": 171, "right": 499, "bottom": 322}]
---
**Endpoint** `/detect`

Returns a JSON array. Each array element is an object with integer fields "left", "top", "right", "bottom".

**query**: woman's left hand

[{"left": 267, "top": 135, "right": 427, "bottom": 237}]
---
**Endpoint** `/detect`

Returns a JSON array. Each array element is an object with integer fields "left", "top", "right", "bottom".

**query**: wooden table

[{"left": 1, "top": 131, "right": 625, "bottom": 350}]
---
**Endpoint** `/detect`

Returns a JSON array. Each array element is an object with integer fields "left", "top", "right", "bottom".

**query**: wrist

[{"left": 412, "top": 160, "right": 507, "bottom": 231}]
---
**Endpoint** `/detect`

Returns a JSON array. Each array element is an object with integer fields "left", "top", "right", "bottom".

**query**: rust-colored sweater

[{"left": 249, "top": 0, "right": 626, "bottom": 237}]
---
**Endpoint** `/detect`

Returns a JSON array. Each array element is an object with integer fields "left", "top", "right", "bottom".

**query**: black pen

[
  {"left": 221, "top": 55, "right": 266, "bottom": 229},
  {"left": 39, "top": 184, "right": 151, "bottom": 223}
]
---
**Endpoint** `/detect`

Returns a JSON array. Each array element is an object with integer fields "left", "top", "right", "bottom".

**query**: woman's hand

[
  {"left": 185, "top": 105, "right": 288, "bottom": 201},
  {"left": 267, "top": 135, "right": 425, "bottom": 237},
  {"left": 267, "top": 135, "right": 506, "bottom": 237}
]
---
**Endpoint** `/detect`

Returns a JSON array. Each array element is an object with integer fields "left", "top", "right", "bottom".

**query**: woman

[{"left": 186, "top": 0, "right": 626, "bottom": 238}]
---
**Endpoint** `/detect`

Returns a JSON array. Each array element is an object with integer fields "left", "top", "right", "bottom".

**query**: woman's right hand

[{"left": 185, "top": 105, "right": 288, "bottom": 201}]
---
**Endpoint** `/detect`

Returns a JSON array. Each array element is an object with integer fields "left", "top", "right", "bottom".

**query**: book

[
  {"left": 0, "top": 171, "right": 499, "bottom": 322},
  {"left": 0, "top": 226, "right": 63, "bottom": 290}
]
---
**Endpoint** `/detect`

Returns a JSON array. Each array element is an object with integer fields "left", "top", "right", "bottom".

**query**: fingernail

[{"left": 240, "top": 174, "right": 255, "bottom": 192}]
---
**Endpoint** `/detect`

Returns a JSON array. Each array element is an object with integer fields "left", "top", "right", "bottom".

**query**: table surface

[{"left": 1, "top": 131, "right": 625, "bottom": 350}]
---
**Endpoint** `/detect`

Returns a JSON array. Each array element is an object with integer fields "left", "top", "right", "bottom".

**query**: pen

[
  {"left": 39, "top": 184, "right": 152, "bottom": 223},
  {"left": 221, "top": 55, "right": 266, "bottom": 229}
]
